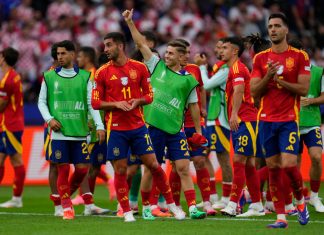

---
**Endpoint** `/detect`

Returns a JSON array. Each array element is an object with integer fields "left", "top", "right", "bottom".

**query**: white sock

[
  {"left": 296, "top": 197, "right": 305, "bottom": 206},
  {"left": 310, "top": 191, "right": 318, "bottom": 198},
  {"left": 189, "top": 205, "right": 196, "bottom": 212},
  {"left": 277, "top": 214, "right": 286, "bottom": 221}
]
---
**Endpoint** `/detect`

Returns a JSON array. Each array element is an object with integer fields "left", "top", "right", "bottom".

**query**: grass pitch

[{"left": 0, "top": 185, "right": 324, "bottom": 235}]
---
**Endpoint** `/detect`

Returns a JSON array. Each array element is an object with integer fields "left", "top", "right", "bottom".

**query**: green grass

[{"left": 0, "top": 185, "right": 324, "bottom": 235}]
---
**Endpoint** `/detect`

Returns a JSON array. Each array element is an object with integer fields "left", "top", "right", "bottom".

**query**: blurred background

[{"left": 1, "top": 0, "right": 324, "bottom": 124}]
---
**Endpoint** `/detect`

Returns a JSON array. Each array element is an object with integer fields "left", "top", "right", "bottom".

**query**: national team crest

[
  {"left": 286, "top": 57, "right": 295, "bottom": 71},
  {"left": 121, "top": 77, "right": 128, "bottom": 86},
  {"left": 129, "top": 69, "right": 137, "bottom": 80},
  {"left": 113, "top": 147, "right": 120, "bottom": 156},
  {"left": 55, "top": 150, "right": 62, "bottom": 159}
]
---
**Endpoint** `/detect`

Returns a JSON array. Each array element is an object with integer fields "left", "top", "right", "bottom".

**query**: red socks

[
  {"left": 284, "top": 166, "right": 303, "bottom": 201},
  {"left": 209, "top": 178, "right": 217, "bottom": 195},
  {"left": 141, "top": 190, "right": 151, "bottom": 206},
  {"left": 245, "top": 165, "right": 261, "bottom": 203},
  {"left": 184, "top": 189, "right": 196, "bottom": 207},
  {"left": 82, "top": 193, "right": 94, "bottom": 205},
  {"left": 269, "top": 168, "right": 285, "bottom": 214},
  {"left": 57, "top": 164, "right": 71, "bottom": 209},
  {"left": 149, "top": 179, "right": 160, "bottom": 206},
  {"left": 49, "top": 194, "right": 61, "bottom": 206},
  {"left": 222, "top": 182, "right": 232, "bottom": 197},
  {"left": 169, "top": 170, "right": 181, "bottom": 206},
  {"left": 196, "top": 168, "right": 211, "bottom": 202},
  {"left": 229, "top": 162, "right": 245, "bottom": 203},
  {"left": 282, "top": 172, "right": 293, "bottom": 205},
  {"left": 310, "top": 180, "right": 320, "bottom": 193},
  {"left": 13, "top": 165, "right": 25, "bottom": 197},
  {"left": 0, "top": 166, "right": 4, "bottom": 183},
  {"left": 150, "top": 166, "right": 174, "bottom": 204},
  {"left": 114, "top": 172, "right": 130, "bottom": 213},
  {"left": 257, "top": 166, "right": 269, "bottom": 188},
  {"left": 69, "top": 167, "right": 89, "bottom": 195}
]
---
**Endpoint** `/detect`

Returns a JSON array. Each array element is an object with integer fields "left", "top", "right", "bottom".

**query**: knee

[
  {"left": 176, "top": 164, "right": 190, "bottom": 177},
  {"left": 311, "top": 154, "right": 322, "bottom": 166},
  {"left": 193, "top": 157, "right": 205, "bottom": 170}
]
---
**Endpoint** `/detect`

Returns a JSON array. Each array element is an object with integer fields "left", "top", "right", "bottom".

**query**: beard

[{"left": 271, "top": 37, "right": 284, "bottom": 45}]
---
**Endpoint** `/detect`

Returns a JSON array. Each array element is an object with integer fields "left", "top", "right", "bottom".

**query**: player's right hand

[
  {"left": 115, "top": 101, "right": 132, "bottom": 111},
  {"left": 48, "top": 119, "right": 62, "bottom": 132},
  {"left": 194, "top": 53, "right": 207, "bottom": 66},
  {"left": 122, "top": 9, "right": 133, "bottom": 22},
  {"left": 96, "top": 129, "right": 106, "bottom": 144},
  {"left": 266, "top": 61, "right": 279, "bottom": 78}
]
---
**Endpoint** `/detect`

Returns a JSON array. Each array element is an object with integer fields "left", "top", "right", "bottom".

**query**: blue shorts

[
  {"left": 299, "top": 128, "right": 323, "bottom": 154},
  {"left": 127, "top": 153, "right": 142, "bottom": 165},
  {"left": 107, "top": 125, "right": 155, "bottom": 161},
  {"left": 255, "top": 132, "right": 264, "bottom": 158},
  {"left": 258, "top": 121, "right": 299, "bottom": 158},
  {"left": 88, "top": 141, "right": 107, "bottom": 166},
  {"left": 206, "top": 125, "right": 230, "bottom": 153},
  {"left": 44, "top": 127, "right": 51, "bottom": 161},
  {"left": 231, "top": 121, "right": 256, "bottom": 157},
  {"left": 48, "top": 140, "right": 90, "bottom": 164},
  {"left": 0, "top": 131, "right": 23, "bottom": 156},
  {"left": 149, "top": 126, "right": 190, "bottom": 164},
  {"left": 184, "top": 126, "right": 208, "bottom": 157}
]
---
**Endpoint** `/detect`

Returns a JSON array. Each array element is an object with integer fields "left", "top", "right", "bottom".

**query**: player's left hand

[
  {"left": 187, "top": 133, "right": 208, "bottom": 150},
  {"left": 229, "top": 113, "right": 240, "bottom": 132},
  {"left": 96, "top": 130, "right": 106, "bottom": 144},
  {"left": 194, "top": 53, "right": 208, "bottom": 66},
  {"left": 128, "top": 98, "right": 141, "bottom": 110},
  {"left": 300, "top": 96, "right": 312, "bottom": 107},
  {"left": 201, "top": 108, "right": 207, "bottom": 118}
]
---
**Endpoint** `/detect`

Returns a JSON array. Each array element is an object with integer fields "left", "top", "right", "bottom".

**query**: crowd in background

[{"left": 1, "top": 0, "right": 324, "bottom": 103}]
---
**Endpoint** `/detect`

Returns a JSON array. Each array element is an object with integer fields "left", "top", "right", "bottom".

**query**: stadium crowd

[
  {"left": 0, "top": 0, "right": 323, "bottom": 229},
  {"left": 1, "top": 0, "right": 324, "bottom": 102}
]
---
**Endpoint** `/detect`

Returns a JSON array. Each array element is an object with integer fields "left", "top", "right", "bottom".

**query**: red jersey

[
  {"left": 92, "top": 59, "right": 153, "bottom": 131},
  {"left": 251, "top": 46, "right": 310, "bottom": 122},
  {"left": 0, "top": 68, "right": 24, "bottom": 132},
  {"left": 226, "top": 60, "right": 257, "bottom": 122},
  {"left": 184, "top": 64, "right": 205, "bottom": 128},
  {"left": 212, "top": 61, "right": 226, "bottom": 74}
]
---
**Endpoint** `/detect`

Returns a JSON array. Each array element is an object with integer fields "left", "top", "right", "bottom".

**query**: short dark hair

[
  {"left": 104, "top": 32, "right": 126, "bottom": 49},
  {"left": 288, "top": 38, "right": 303, "bottom": 50},
  {"left": 223, "top": 37, "right": 245, "bottom": 57},
  {"left": 98, "top": 53, "right": 109, "bottom": 67},
  {"left": 245, "top": 34, "right": 272, "bottom": 54},
  {"left": 56, "top": 40, "right": 76, "bottom": 52},
  {"left": 51, "top": 43, "right": 58, "bottom": 60},
  {"left": 175, "top": 38, "right": 190, "bottom": 47},
  {"left": 268, "top": 12, "right": 288, "bottom": 26},
  {"left": 79, "top": 46, "right": 96, "bottom": 64},
  {"left": 167, "top": 40, "right": 187, "bottom": 54},
  {"left": 1, "top": 47, "right": 19, "bottom": 67},
  {"left": 142, "top": 31, "right": 157, "bottom": 48}
]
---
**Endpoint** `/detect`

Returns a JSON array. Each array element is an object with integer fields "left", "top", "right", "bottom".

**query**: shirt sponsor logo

[
  {"left": 110, "top": 75, "right": 118, "bottom": 80},
  {"left": 54, "top": 81, "right": 62, "bottom": 94},
  {"left": 305, "top": 66, "right": 310, "bottom": 71}
]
